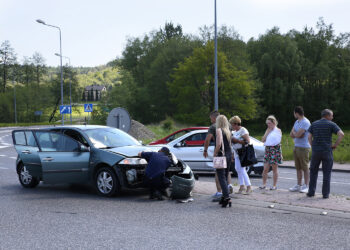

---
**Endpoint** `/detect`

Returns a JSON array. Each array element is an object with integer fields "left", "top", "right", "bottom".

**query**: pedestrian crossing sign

[{"left": 84, "top": 104, "right": 93, "bottom": 112}]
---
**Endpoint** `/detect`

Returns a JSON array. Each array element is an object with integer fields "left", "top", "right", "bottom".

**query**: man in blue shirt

[
  {"left": 307, "top": 109, "right": 344, "bottom": 199},
  {"left": 138, "top": 147, "right": 172, "bottom": 200},
  {"left": 289, "top": 106, "right": 311, "bottom": 193}
]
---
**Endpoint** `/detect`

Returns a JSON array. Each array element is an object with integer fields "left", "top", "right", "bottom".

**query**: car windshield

[{"left": 85, "top": 128, "right": 141, "bottom": 149}]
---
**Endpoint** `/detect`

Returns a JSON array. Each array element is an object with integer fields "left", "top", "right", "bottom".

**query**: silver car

[{"left": 162, "top": 130, "right": 265, "bottom": 175}]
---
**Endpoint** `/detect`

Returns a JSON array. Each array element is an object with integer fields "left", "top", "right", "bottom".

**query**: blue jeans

[{"left": 308, "top": 151, "right": 333, "bottom": 197}]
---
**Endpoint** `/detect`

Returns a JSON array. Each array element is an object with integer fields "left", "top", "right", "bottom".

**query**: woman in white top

[
  {"left": 260, "top": 115, "right": 282, "bottom": 190},
  {"left": 229, "top": 116, "right": 252, "bottom": 194}
]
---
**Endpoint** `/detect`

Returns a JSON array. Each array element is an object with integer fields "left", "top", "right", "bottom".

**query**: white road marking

[
  {"left": 9, "top": 157, "right": 17, "bottom": 160},
  {"left": 0, "top": 167, "right": 8, "bottom": 170},
  {"left": 279, "top": 177, "right": 350, "bottom": 186},
  {"left": 0, "top": 146, "right": 10, "bottom": 149},
  {"left": 0, "top": 155, "right": 6, "bottom": 157}
]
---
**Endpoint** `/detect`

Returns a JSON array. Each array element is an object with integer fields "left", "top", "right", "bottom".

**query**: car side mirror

[
  {"left": 80, "top": 144, "right": 90, "bottom": 152},
  {"left": 175, "top": 142, "right": 182, "bottom": 148}
]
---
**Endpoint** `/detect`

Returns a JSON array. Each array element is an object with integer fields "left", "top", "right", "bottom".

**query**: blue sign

[
  {"left": 60, "top": 105, "right": 72, "bottom": 114},
  {"left": 34, "top": 110, "right": 43, "bottom": 116},
  {"left": 84, "top": 104, "right": 93, "bottom": 112}
]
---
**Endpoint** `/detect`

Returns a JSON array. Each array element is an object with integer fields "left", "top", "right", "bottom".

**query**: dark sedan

[{"left": 12, "top": 125, "right": 195, "bottom": 198}]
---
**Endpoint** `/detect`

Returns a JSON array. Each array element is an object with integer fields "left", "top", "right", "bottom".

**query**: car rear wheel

[
  {"left": 18, "top": 163, "right": 39, "bottom": 188},
  {"left": 95, "top": 167, "right": 120, "bottom": 197}
]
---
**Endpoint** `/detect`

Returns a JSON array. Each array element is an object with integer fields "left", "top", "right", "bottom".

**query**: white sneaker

[
  {"left": 228, "top": 184, "right": 233, "bottom": 194},
  {"left": 299, "top": 185, "right": 309, "bottom": 193},
  {"left": 289, "top": 184, "right": 301, "bottom": 192}
]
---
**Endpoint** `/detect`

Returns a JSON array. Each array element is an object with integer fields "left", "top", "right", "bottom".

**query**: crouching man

[{"left": 138, "top": 147, "right": 172, "bottom": 200}]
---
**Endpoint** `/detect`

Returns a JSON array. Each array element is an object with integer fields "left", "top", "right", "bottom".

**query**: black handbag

[{"left": 237, "top": 144, "right": 258, "bottom": 167}]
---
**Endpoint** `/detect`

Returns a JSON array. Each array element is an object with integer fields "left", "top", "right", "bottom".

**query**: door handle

[
  {"left": 21, "top": 150, "right": 31, "bottom": 154},
  {"left": 42, "top": 157, "right": 54, "bottom": 162}
]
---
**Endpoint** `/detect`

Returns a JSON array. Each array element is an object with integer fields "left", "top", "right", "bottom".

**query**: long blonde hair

[{"left": 216, "top": 115, "right": 231, "bottom": 143}]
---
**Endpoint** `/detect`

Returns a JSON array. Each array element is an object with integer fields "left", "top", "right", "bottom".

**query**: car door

[
  {"left": 34, "top": 131, "right": 90, "bottom": 184},
  {"left": 171, "top": 132, "right": 214, "bottom": 170},
  {"left": 12, "top": 130, "right": 41, "bottom": 177}
]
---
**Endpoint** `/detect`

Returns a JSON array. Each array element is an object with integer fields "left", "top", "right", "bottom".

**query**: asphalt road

[{"left": 1, "top": 127, "right": 350, "bottom": 249}]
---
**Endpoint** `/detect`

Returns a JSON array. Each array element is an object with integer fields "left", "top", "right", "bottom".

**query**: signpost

[
  {"left": 84, "top": 104, "right": 93, "bottom": 124},
  {"left": 59, "top": 105, "right": 72, "bottom": 124}
]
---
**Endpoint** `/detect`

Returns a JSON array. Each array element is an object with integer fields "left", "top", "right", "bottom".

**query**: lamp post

[
  {"left": 214, "top": 0, "right": 218, "bottom": 111},
  {"left": 55, "top": 53, "right": 72, "bottom": 124},
  {"left": 36, "top": 19, "right": 64, "bottom": 125},
  {"left": 12, "top": 74, "right": 17, "bottom": 124}
]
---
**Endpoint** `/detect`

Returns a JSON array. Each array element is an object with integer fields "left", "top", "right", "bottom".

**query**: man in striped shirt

[{"left": 307, "top": 109, "right": 344, "bottom": 199}]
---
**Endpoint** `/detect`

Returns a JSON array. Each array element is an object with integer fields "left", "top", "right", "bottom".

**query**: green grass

[{"left": 251, "top": 130, "right": 350, "bottom": 163}]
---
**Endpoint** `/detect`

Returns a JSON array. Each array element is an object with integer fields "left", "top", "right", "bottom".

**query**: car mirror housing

[
  {"left": 80, "top": 145, "right": 90, "bottom": 152},
  {"left": 175, "top": 142, "right": 182, "bottom": 148}
]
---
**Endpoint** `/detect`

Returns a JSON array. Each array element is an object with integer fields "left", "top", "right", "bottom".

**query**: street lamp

[
  {"left": 214, "top": 0, "right": 218, "bottom": 111},
  {"left": 55, "top": 53, "right": 72, "bottom": 124},
  {"left": 36, "top": 19, "right": 64, "bottom": 125}
]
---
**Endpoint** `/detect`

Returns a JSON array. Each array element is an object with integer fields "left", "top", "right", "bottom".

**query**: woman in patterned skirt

[{"left": 260, "top": 115, "right": 282, "bottom": 190}]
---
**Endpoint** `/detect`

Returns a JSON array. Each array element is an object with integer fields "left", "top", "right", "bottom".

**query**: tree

[
  {"left": 247, "top": 28, "right": 303, "bottom": 126},
  {"left": 0, "top": 40, "right": 17, "bottom": 92},
  {"left": 168, "top": 42, "right": 257, "bottom": 124}
]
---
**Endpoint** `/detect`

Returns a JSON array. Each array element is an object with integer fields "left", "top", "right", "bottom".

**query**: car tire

[
  {"left": 18, "top": 163, "right": 39, "bottom": 188},
  {"left": 95, "top": 167, "right": 120, "bottom": 197}
]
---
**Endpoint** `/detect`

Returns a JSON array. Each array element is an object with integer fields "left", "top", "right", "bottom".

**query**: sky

[{"left": 1, "top": 0, "right": 350, "bottom": 67}]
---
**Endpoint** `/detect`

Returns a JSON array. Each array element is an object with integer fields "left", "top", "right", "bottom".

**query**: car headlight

[{"left": 119, "top": 158, "right": 147, "bottom": 165}]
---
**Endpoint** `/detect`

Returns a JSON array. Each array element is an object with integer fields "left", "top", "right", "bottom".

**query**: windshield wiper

[{"left": 99, "top": 146, "right": 114, "bottom": 149}]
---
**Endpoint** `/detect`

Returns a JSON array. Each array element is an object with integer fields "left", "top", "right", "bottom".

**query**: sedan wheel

[
  {"left": 95, "top": 167, "right": 120, "bottom": 197},
  {"left": 18, "top": 163, "right": 39, "bottom": 188}
]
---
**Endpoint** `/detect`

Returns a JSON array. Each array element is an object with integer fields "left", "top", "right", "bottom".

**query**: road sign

[
  {"left": 60, "top": 105, "right": 72, "bottom": 114},
  {"left": 34, "top": 111, "right": 43, "bottom": 116},
  {"left": 84, "top": 104, "right": 93, "bottom": 112}
]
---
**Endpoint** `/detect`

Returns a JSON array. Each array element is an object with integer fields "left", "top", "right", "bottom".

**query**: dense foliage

[{"left": 1, "top": 19, "right": 350, "bottom": 128}]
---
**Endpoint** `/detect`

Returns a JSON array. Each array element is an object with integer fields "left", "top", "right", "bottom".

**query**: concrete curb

[{"left": 279, "top": 165, "right": 350, "bottom": 173}]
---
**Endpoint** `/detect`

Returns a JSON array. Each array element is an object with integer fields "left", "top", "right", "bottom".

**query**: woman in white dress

[{"left": 229, "top": 116, "right": 252, "bottom": 195}]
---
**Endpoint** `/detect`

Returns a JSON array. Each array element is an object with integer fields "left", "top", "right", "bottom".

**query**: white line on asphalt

[
  {"left": 9, "top": 157, "right": 17, "bottom": 160},
  {"left": 279, "top": 177, "right": 350, "bottom": 186},
  {"left": 0, "top": 155, "right": 5, "bottom": 157},
  {"left": 0, "top": 167, "right": 8, "bottom": 170},
  {"left": 0, "top": 146, "right": 10, "bottom": 149}
]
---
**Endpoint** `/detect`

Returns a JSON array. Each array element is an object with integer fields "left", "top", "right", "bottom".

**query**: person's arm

[
  {"left": 214, "top": 129, "right": 222, "bottom": 156},
  {"left": 332, "top": 130, "right": 345, "bottom": 150},
  {"left": 294, "top": 129, "right": 306, "bottom": 138},
  {"left": 290, "top": 128, "right": 296, "bottom": 138},
  {"left": 262, "top": 128, "right": 271, "bottom": 143},
  {"left": 308, "top": 133, "right": 313, "bottom": 148},
  {"left": 203, "top": 133, "right": 213, "bottom": 158}
]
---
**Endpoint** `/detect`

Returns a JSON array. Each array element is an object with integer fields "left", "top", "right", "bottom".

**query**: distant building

[{"left": 83, "top": 84, "right": 106, "bottom": 101}]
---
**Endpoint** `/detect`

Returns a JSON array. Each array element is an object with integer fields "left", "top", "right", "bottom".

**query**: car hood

[{"left": 104, "top": 145, "right": 163, "bottom": 157}]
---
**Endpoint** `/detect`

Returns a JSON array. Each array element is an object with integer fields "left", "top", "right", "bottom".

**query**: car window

[
  {"left": 25, "top": 131, "right": 37, "bottom": 147},
  {"left": 63, "top": 129, "right": 89, "bottom": 146},
  {"left": 14, "top": 131, "right": 26, "bottom": 145},
  {"left": 166, "top": 130, "right": 189, "bottom": 142},
  {"left": 35, "top": 132, "right": 80, "bottom": 152},
  {"left": 85, "top": 128, "right": 140, "bottom": 149}
]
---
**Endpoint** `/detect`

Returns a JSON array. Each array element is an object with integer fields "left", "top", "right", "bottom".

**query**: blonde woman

[
  {"left": 260, "top": 115, "right": 282, "bottom": 190},
  {"left": 214, "top": 115, "right": 233, "bottom": 208},
  {"left": 229, "top": 116, "right": 252, "bottom": 195}
]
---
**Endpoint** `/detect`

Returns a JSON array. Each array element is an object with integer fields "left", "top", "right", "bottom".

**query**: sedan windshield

[{"left": 85, "top": 128, "right": 141, "bottom": 149}]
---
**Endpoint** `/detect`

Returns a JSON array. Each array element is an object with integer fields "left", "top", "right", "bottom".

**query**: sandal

[
  {"left": 259, "top": 186, "right": 266, "bottom": 190},
  {"left": 270, "top": 186, "right": 277, "bottom": 190}
]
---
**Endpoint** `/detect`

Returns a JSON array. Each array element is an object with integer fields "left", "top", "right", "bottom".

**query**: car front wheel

[
  {"left": 95, "top": 167, "right": 120, "bottom": 197},
  {"left": 18, "top": 163, "right": 39, "bottom": 188}
]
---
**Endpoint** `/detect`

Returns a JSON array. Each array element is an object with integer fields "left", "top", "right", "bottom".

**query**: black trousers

[
  {"left": 308, "top": 151, "right": 333, "bottom": 197},
  {"left": 143, "top": 174, "right": 170, "bottom": 193}
]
